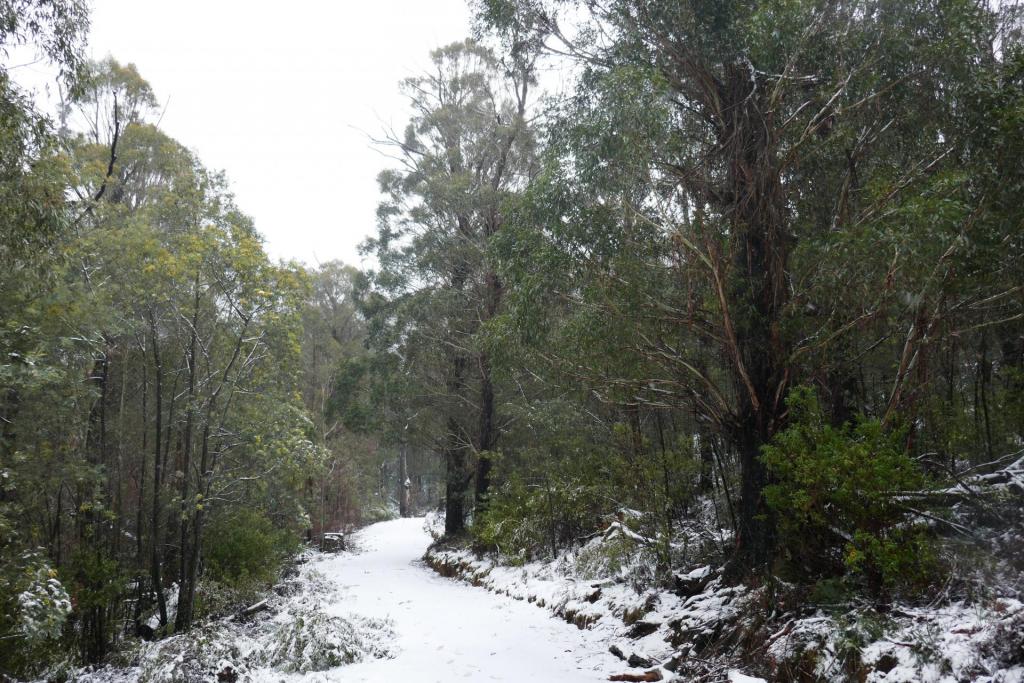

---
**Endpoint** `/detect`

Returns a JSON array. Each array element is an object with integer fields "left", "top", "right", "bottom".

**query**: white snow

[
  {"left": 728, "top": 671, "right": 767, "bottom": 683},
  {"left": 15, "top": 567, "right": 72, "bottom": 642},
  {"left": 683, "top": 565, "right": 711, "bottom": 581},
  {"left": 255, "top": 517, "right": 621, "bottom": 681},
  {"left": 65, "top": 514, "right": 1024, "bottom": 682}
]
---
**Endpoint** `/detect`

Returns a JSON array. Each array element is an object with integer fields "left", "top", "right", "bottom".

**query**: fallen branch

[
  {"left": 610, "top": 669, "right": 663, "bottom": 682},
  {"left": 232, "top": 599, "right": 269, "bottom": 621}
]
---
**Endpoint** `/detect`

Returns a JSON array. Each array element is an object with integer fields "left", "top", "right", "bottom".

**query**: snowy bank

[
  {"left": 424, "top": 521, "right": 1024, "bottom": 682},
  {"left": 64, "top": 554, "right": 394, "bottom": 683}
]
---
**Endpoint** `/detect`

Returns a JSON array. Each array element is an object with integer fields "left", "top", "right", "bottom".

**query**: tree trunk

[
  {"left": 444, "top": 418, "right": 468, "bottom": 537},
  {"left": 474, "top": 353, "right": 496, "bottom": 506},
  {"left": 149, "top": 324, "right": 168, "bottom": 629},
  {"left": 718, "top": 61, "right": 790, "bottom": 576},
  {"left": 175, "top": 283, "right": 200, "bottom": 632},
  {"left": 444, "top": 350, "right": 469, "bottom": 536},
  {"left": 175, "top": 424, "right": 209, "bottom": 633},
  {"left": 444, "top": 240, "right": 472, "bottom": 538},
  {"left": 137, "top": 355, "right": 147, "bottom": 567},
  {"left": 398, "top": 442, "right": 411, "bottom": 517}
]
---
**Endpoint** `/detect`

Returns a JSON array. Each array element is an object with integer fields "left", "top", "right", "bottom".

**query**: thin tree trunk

[
  {"left": 175, "top": 424, "right": 209, "bottom": 633},
  {"left": 474, "top": 353, "right": 496, "bottom": 506},
  {"left": 977, "top": 333, "right": 993, "bottom": 463},
  {"left": 444, "top": 418, "right": 468, "bottom": 536},
  {"left": 137, "top": 355, "right": 147, "bottom": 566},
  {"left": 175, "top": 282, "right": 200, "bottom": 631},
  {"left": 149, "top": 323, "right": 168, "bottom": 629},
  {"left": 398, "top": 442, "right": 410, "bottom": 517}
]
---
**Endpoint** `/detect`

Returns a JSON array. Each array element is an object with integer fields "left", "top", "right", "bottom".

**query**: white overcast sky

[{"left": 22, "top": 0, "right": 473, "bottom": 267}]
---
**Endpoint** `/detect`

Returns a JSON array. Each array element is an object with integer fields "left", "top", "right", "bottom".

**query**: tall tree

[
  {"left": 478, "top": 0, "right": 1016, "bottom": 574},
  {"left": 361, "top": 39, "right": 535, "bottom": 536}
]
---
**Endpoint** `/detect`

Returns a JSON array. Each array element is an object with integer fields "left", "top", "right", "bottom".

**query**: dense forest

[{"left": 2, "top": 0, "right": 1023, "bottom": 680}]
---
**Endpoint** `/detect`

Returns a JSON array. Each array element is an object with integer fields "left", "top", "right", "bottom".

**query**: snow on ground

[
  {"left": 64, "top": 514, "right": 1023, "bottom": 682},
  {"left": 426, "top": 532, "right": 742, "bottom": 681},
  {"left": 69, "top": 518, "right": 620, "bottom": 682},
  {"left": 426, "top": 527, "right": 1024, "bottom": 682},
  {"left": 289, "top": 516, "right": 620, "bottom": 682}
]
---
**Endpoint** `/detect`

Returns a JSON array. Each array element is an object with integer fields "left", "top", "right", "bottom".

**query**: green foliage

[
  {"left": 265, "top": 611, "right": 392, "bottom": 673},
  {"left": 361, "top": 499, "right": 399, "bottom": 525},
  {"left": 203, "top": 509, "right": 299, "bottom": 589},
  {"left": 474, "top": 461, "right": 608, "bottom": 561},
  {"left": 0, "top": 545, "right": 72, "bottom": 677},
  {"left": 0, "top": 0, "right": 90, "bottom": 82},
  {"left": 471, "top": 400, "right": 617, "bottom": 558},
  {"left": 762, "top": 387, "right": 938, "bottom": 596},
  {"left": 66, "top": 547, "right": 123, "bottom": 613},
  {"left": 474, "top": 399, "right": 702, "bottom": 576}
]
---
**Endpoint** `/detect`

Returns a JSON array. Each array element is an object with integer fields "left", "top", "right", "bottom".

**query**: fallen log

[
  {"left": 232, "top": 599, "right": 269, "bottom": 621},
  {"left": 609, "top": 670, "right": 663, "bottom": 682}
]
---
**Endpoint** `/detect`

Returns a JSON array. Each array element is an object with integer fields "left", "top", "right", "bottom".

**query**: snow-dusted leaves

[
  {"left": 16, "top": 563, "right": 72, "bottom": 643},
  {"left": 263, "top": 608, "right": 394, "bottom": 673},
  {"left": 72, "top": 561, "right": 394, "bottom": 683}
]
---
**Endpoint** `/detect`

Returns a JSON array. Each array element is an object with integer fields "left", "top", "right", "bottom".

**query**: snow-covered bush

[
  {"left": 95, "top": 565, "right": 393, "bottom": 683},
  {"left": 983, "top": 600, "right": 1024, "bottom": 669},
  {"left": 262, "top": 608, "right": 394, "bottom": 672},
  {"left": 135, "top": 623, "right": 251, "bottom": 683},
  {"left": 572, "top": 522, "right": 661, "bottom": 588},
  {"left": 424, "top": 509, "right": 445, "bottom": 541},
  {"left": 0, "top": 542, "right": 72, "bottom": 677},
  {"left": 16, "top": 563, "right": 73, "bottom": 642},
  {"left": 362, "top": 499, "right": 399, "bottom": 525}
]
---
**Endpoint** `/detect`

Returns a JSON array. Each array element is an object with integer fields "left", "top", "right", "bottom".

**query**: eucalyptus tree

[
  {"left": 301, "top": 262, "right": 364, "bottom": 440},
  {"left": 361, "top": 39, "right": 536, "bottom": 536},
  {"left": 477, "top": 0, "right": 1020, "bottom": 574},
  {"left": 167, "top": 219, "right": 314, "bottom": 632},
  {"left": 0, "top": 1, "right": 89, "bottom": 674},
  {"left": 0, "top": 0, "right": 89, "bottom": 463},
  {"left": 3, "top": 7, "right": 380, "bottom": 673},
  {"left": 0, "top": 52, "right": 328, "bottom": 660},
  {"left": 67, "top": 74, "right": 320, "bottom": 630}
]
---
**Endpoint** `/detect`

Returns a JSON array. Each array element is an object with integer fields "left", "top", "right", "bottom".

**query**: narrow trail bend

[{"left": 303, "top": 517, "right": 619, "bottom": 682}]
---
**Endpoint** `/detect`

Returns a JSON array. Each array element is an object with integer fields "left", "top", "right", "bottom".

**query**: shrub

[
  {"left": 0, "top": 503, "right": 73, "bottom": 678},
  {"left": 262, "top": 609, "right": 393, "bottom": 673},
  {"left": 572, "top": 529, "right": 660, "bottom": 589},
  {"left": 203, "top": 508, "right": 298, "bottom": 588},
  {"left": 762, "top": 387, "right": 937, "bottom": 597},
  {"left": 193, "top": 575, "right": 265, "bottom": 621},
  {"left": 361, "top": 499, "right": 398, "bottom": 525},
  {"left": 474, "top": 465, "right": 610, "bottom": 561},
  {"left": 0, "top": 550, "right": 73, "bottom": 677}
]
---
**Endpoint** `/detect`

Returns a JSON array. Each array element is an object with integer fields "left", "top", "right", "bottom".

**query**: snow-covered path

[{"left": 298, "top": 517, "right": 619, "bottom": 682}]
